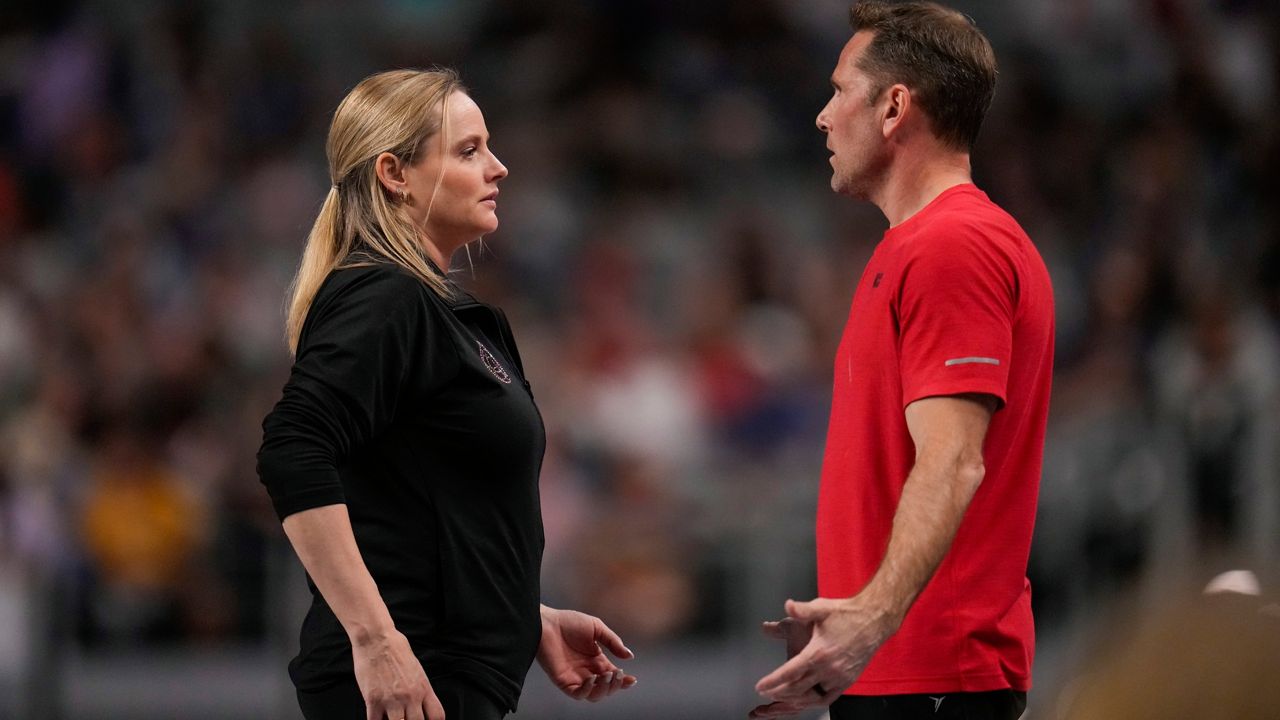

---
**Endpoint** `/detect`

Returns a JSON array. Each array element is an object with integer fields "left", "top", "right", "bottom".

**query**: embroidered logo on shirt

[
  {"left": 944, "top": 356, "right": 1000, "bottom": 367},
  {"left": 928, "top": 696, "right": 946, "bottom": 712},
  {"left": 477, "top": 342, "right": 512, "bottom": 384}
]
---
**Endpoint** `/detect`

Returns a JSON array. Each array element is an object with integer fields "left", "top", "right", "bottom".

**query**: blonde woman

[{"left": 257, "top": 69, "right": 636, "bottom": 720}]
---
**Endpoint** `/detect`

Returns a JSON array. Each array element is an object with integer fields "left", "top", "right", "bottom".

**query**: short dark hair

[{"left": 849, "top": 1, "right": 997, "bottom": 151}]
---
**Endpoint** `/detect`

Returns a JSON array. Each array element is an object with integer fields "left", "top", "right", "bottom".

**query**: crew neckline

[{"left": 885, "top": 182, "right": 980, "bottom": 237}]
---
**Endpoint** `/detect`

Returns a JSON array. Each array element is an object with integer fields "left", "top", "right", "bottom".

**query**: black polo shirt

[{"left": 257, "top": 262, "right": 545, "bottom": 712}]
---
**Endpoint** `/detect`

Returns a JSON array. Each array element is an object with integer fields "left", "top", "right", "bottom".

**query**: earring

[{"left": 397, "top": 188, "right": 408, "bottom": 203}]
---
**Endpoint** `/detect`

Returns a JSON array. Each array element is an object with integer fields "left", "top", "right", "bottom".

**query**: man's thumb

[{"left": 784, "top": 598, "right": 821, "bottom": 621}]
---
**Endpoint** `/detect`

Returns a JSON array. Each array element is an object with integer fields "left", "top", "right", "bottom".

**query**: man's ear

[
  {"left": 374, "top": 152, "right": 407, "bottom": 196},
  {"left": 881, "top": 83, "right": 912, "bottom": 140}
]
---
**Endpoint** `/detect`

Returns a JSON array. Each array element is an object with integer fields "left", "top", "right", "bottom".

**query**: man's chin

[{"left": 831, "top": 174, "right": 872, "bottom": 201}]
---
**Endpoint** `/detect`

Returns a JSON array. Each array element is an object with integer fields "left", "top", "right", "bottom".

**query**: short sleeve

[
  {"left": 895, "top": 228, "right": 1017, "bottom": 409},
  {"left": 257, "top": 267, "right": 446, "bottom": 520}
]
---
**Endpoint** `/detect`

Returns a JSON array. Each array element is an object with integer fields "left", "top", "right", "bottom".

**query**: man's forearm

[
  {"left": 859, "top": 443, "right": 986, "bottom": 624},
  {"left": 282, "top": 503, "right": 397, "bottom": 645}
]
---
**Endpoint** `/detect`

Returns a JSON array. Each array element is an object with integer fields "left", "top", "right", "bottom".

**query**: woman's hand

[
  {"left": 537, "top": 605, "right": 638, "bottom": 702},
  {"left": 352, "top": 629, "right": 445, "bottom": 720}
]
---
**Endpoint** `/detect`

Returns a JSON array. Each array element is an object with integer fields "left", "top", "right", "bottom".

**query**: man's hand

[
  {"left": 750, "top": 615, "right": 819, "bottom": 719},
  {"left": 537, "top": 605, "right": 638, "bottom": 702},
  {"left": 750, "top": 596, "right": 899, "bottom": 718},
  {"left": 352, "top": 628, "right": 445, "bottom": 720},
  {"left": 761, "top": 616, "right": 813, "bottom": 661}
]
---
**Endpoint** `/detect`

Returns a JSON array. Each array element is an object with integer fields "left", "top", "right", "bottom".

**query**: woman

[{"left": 257, "top": 69, "right": 636, "bottom": 720}]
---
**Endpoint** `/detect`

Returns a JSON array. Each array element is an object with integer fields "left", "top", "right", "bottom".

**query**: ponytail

[{"left": 286, "top": 186, "right": 346, "bottom": 354}]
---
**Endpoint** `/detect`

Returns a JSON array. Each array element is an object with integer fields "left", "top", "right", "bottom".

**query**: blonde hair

[{"left": 286, "top": 68, "right": 465, "bottom": 353}]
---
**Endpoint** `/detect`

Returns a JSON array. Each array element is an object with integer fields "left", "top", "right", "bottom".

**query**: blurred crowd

[{"left": 0, "top": 0, "right": 1277, "bottom": 675}]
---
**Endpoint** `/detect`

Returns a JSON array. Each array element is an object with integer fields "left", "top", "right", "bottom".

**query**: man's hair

[{"left": 849, "top": 1, "right": 996, "bottom": 151}]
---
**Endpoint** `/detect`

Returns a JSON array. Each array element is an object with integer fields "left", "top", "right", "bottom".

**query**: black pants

[
  {"left": 296, "top": 676, "right": 506, "bottom": 720},
  {"left": 830, "top": 690, "right": 1026, "bottom": 720}
]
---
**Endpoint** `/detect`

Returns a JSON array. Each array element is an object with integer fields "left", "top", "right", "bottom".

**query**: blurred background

[{"left": 1, "top": 0, "right": 1277, "bottom": 718}]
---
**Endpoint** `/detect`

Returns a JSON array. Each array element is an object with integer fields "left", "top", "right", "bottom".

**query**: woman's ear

[{"left": 374, "top": 152, "right": 407, "bottom": 198}]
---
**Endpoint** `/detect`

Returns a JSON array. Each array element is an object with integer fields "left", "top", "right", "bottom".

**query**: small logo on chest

[
  {"left": 872, "top": 272, "right": 884, "bottom": 288},
  {"left": 477, "top": 342, "right": 512, "bottom": 384}
]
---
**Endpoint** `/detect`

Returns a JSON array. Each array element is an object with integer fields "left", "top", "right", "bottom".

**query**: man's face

[{"left": 816, "top": 32, "right": 889, "bottom": 198}]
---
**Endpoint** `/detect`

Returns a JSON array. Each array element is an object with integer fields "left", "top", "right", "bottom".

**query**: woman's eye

[{"left": 462, "top": 147, "right": 478, "bottom": 158}]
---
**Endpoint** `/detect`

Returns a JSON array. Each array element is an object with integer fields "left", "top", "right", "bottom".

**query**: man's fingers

[
  {"left": 784, "top": 598, "right": 827, "bottom": 623},
  {"left": 761, "top": 620, "right": 787, "bottom": 639},
  {"left": 755, "top": 652, "right": 804, "bottom": 693},
  {"left": 767, "top": 677, "right": 825, "bottom": 704},
  {"left": 748, "top": 700, "right": 806, "bottom": 719},
  {"left": 755, "top": 647, "right": 820, "bottom": 697},
  {"left": 749, "top": 683, "right": 835, "bottom": 718},
  {"left": 760, "top": 659, "right": 827, "bottom": 703}
]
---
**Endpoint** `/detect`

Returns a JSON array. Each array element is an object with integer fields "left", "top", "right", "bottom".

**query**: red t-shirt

[{"left": 816, "top": 183, "right": 1054, "bottom": 695}]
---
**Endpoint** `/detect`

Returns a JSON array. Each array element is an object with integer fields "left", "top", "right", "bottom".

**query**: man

[{"left": 752, "top": 3, "right": 1054, "bottom": 719}]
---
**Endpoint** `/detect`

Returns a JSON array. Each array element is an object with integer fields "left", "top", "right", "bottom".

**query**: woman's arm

[{"left": 283, "top": 504, "right": 444, "bottom": 720}]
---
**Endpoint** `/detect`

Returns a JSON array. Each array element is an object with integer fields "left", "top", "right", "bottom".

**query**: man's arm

[
  {"left": 752, "top": 394, "right": 995, "bottom": 714},
  {"left": 858, "top": 392, "right": 996, "bottom": 624}
]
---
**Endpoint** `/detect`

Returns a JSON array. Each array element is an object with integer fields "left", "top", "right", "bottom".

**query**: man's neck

[{"left": 872, "top": 150, "right": 973, "bottom": 228}]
